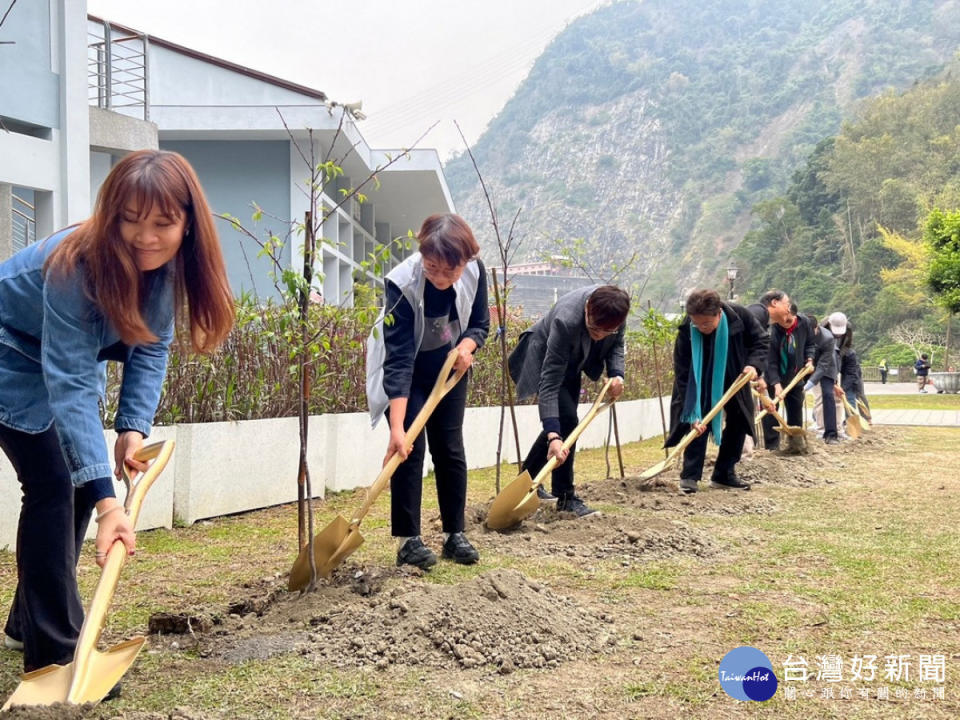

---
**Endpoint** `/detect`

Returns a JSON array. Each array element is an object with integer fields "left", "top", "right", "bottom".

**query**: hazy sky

[{"left": 86, "top": 0, "right": 604, "bottom": 159}]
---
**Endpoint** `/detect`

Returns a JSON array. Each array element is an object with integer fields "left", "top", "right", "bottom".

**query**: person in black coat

[
  {"left": 746, "top": 289, "right": 793, "bottom": 449},
  {"left": 667, "top": 289, "right": 768, "bottom": 494},
  {"left": 765, "top": 303, "right": 815, "bottom": 449}
]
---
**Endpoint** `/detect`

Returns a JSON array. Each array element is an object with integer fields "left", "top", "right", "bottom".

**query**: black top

[{"left": 382, "top": 259, "right": 489, "bottom": 398}]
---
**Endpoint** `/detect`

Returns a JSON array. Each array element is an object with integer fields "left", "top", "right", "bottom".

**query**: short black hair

[
  {"left": 685, "top": 288, "right": 722, "bottom": 316},
  {"left": 587, "top": 285, "right": 630, "bottom": 328}
]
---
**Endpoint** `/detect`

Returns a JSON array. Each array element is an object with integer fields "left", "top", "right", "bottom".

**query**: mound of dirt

[{"left": 216, "top": 570, "right": 616, "bottom": 673}]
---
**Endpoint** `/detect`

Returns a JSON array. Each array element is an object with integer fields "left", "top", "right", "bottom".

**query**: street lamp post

[{"left": 726, "top": 262, "right": 739, "bottom": 301}]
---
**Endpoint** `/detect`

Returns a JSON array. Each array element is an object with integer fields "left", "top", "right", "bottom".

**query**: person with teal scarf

[{"left": 666, "top": 289, "right": 769, "bottom": 494}]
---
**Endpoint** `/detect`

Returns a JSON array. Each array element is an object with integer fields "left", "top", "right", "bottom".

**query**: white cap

[{"left": 828, "top": 311, "right": 848, "bottom": 336}]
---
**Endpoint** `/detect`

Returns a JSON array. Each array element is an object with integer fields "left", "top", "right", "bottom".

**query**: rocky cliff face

[{"left": 445, "top": 0, "right": 960, "bottom": 306}]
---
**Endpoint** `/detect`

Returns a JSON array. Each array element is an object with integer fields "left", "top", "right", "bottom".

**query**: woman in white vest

[{"left": 366, "top": 214, "right": 489, "bottom": 569}]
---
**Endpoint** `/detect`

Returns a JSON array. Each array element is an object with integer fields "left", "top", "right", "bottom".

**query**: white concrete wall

[{"left": 0, "top": 397, "right": 670, "bottom": 549}]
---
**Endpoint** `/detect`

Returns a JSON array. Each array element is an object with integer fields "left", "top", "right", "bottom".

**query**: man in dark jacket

[
  {"left": 803, "top": 314, "right": 840, "bottom": 444},
  {"left": 765, "top": 303, "right": 816, "bottom": 450},
  {"left": 509, "top": 285, "right": 629, "bottom": 516},
  {"left": 746, "top": 289, "right": 793, "bottom": 449},
  {"left": 667, "top": 289, "right": 768, "bottom": 494}
]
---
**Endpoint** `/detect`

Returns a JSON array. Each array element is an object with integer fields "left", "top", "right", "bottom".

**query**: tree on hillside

[{"left": 924, "top": 208, "right": 960, "bottom": 368}]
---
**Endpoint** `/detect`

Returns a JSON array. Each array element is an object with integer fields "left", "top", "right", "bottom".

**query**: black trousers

[
  {"left": 520, "top": 375, "right": 581, "bottom": 498},
  {"left": 820, "top": 377, "right": 838, "bottom": 439},
  {"left": 390, "top": 372, "right": 469, "bottom": 537},
  {"left": 0, "top": 424, "right": 98, "bottom": 672},
  {"left": 764, "top": 380, "right": 805, "bottom": 449},
  {"left": 681, "top": 405, "right": 751, "bottom": 482}
]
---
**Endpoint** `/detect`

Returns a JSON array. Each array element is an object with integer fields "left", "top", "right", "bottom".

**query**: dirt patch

[
  {"left": 2, "top": 704, "right": 93, "bottom": 720},
  {"left": 212, "top": 569, "right": 616, "bottom": 674},
  {"left": 581, "top": 477, "right": 779, "bottom": 516}
]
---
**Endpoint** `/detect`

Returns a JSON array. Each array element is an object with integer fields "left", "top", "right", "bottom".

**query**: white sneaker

[{"left": 3, "top": 634, "right": 23, "bottom": 651}]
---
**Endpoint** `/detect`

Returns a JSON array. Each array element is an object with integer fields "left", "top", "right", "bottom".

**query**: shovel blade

[
  {"left": 2, "top": 639, "right": 145, "bottom": 710},
  {"left": 487, "top": 470, "right": 539, "bottom": 530},
  {"left": 845, "top": 415, "right": 862, "bottom": 439},
  {"left": 639, "top": 458, "right": 670, "bottom": 481},
  {"left": 288, "top": 515, "right": 354, "bottom": 591}
]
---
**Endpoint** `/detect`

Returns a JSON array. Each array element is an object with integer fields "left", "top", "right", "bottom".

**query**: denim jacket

[{"left": 0, "top": 228, "right": 173, "bottom": 486}]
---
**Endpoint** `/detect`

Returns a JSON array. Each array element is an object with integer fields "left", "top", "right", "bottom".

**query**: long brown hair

[{"left": 45, "top": 150, "right": 234, "bottom": 353}]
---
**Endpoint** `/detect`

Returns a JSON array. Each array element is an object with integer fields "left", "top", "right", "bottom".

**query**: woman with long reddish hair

[{"left": 0, "top": 149, "right": 233, "bottom": 679}]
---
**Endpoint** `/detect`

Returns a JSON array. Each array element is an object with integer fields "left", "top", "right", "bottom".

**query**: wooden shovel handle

[
  {"left": 773, "top": 365, "right": 813, "bottom": 403},
  {"left": 752, "top": 387, "right": 787, "bottom": 426},
  {"left": 77, "top": 441, "right": 174, "bottom": 665},
  {"left": 529, "top": 377, "right": 617, "bottom": 489},
  {"left": 351, "top": 348, "right": 466, "bottom": 526},
  {"left": 663, "top": 369, "right": 753, "bottom": 466}
]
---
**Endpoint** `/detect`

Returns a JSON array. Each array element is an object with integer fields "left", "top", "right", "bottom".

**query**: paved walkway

[{"left": 858, "top": 381, "right": 960, "bottom": 428}]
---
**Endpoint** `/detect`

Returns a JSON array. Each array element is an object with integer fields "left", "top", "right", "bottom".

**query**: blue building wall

[
  {"left": 161, "top": 140, "right": 291, "bottom": 300},
  {"left": 0, "top": 0, "right": 59, "bottom": 129}
]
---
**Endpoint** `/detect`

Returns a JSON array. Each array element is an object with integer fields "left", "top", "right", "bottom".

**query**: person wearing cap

[
  {"left": 765, "top": 302, "right": 816, "bottom": 451},
  {"left": 803, "top": 314, "right": 840, "bottom": 444},
  {"left": 667, "top": 289, "right": 768, "bottom": 494},
  {"left": 824, "top": 312, "right": 869, "bottom": 417},
  {"left": 915, "top": 353, "right": 931, "bottom": 393}
]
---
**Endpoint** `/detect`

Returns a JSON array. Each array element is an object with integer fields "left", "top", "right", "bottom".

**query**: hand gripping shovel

[
  {"left": 754, "top": 365, "right": 813, "bottom": 423},
  {"left": 288, "top": 349, "right": 466, "bottom": 591},
  {"left": 751, "top": 388, "right": 806, "bottom": 437},
  {"left": 486, "top": 378, "right": 616, "bottom": 530},
  {"left": 2, "top": 440, "right": 175, "bottom": 711},
  {"left": 638, "top": 370, "right": 753, "bottom": 482}
]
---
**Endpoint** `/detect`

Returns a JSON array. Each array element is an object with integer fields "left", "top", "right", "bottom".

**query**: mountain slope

[{"left": 445, "top": 0, "right": 960, "bottom": 305}]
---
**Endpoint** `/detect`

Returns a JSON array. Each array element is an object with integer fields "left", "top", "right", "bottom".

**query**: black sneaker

[
  {"left": 710, "top": 473, "right": 750, "bottom": 491},
  {"left": 441, "top": 532, "right": 479, "bottom": 565},
  {"left": 396, "top": 537, "right": 437, "bottom": 570},
  {"left": 104, "top": 682, "right": 122, "bottom": 702},
  {"left": 536, "top": 485, "right": 557, "bottom": 503},
  {"left": 556, "top": 494, "right": 600, "bottom": 518}
]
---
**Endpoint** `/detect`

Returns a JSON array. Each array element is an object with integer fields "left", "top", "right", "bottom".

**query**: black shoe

[
  {"left": 536, "top": 485, "right": 557, "bottom": 503},
  {"left": 710, "top": 474, "right": 750, "bottom": 491},
  {"left": 824, "top": 435, "right": 841, "bottom": 445},
  {"left": 104, "top": 681, "right": 122, "bottom": 702},
  {"left": 679, "top": 477, "right": 698, "bottom": 494},
  {"left": 441, "top": 532, "right": 479, "bottom": 565},
  {"left": 556, "top": 494, "right": 600, "bottom": 518},
  {"left": 396, "top": 537, "right": 437, "bottom": 570}
]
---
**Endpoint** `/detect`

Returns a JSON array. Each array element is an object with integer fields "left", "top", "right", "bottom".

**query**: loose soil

[{"left": 3, "top": 425, "right": 959, "bottom": 719}]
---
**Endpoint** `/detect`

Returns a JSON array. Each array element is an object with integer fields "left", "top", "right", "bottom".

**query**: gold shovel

[
  {"left": 638, "top": 370, "right": 753, "bottom": 482},
  {"left": 486, "top": 378, "right": 616, "bottom": 530},
  {"left": 840, "top": 394, "right": 868, "bottom": 437},
  {"left": 751, "top": 389, "right": 807, "bottom": 437},
  {"left": 288, "top": 349, "right": 466, "bottom": 591},
  {"left": 2, "top": 440, "right": 175, "bottom": 711},
  {"left": 754, "top": 365, "right": 813, "bottom": 423}
]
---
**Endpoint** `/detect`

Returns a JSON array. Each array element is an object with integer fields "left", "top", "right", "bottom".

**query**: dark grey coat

[
  {"left": 666, "top": 302, "right": 768, "bottom": 447},
  {"left": 509, "top": 286, "right": 625, "bottom": 423}
]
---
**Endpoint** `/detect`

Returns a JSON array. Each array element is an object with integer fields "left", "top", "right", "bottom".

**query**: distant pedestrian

[
  {"left": 915, "top": 353, "right": 931, "bottom": 393},
  {"left": 879, "top": 358, "right": 888, "bottom": 384}
]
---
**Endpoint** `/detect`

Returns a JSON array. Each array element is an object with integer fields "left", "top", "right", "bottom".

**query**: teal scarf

[{"left": 681, "top": 311, "right": 729, "bottom": 444}]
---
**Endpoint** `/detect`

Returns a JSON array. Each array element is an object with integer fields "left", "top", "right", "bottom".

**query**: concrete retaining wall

[{"left": 0, "top": 397, "right": 669, "bottom": 550}]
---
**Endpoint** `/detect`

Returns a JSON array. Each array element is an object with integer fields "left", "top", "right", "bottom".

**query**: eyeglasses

[{"left": 585, "top": 309, "right": 619, "bottom": 337}]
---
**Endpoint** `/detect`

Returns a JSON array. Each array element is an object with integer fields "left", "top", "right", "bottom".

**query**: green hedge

[{"left": 106, "top": 298, "right": 676, "bottom": 425}]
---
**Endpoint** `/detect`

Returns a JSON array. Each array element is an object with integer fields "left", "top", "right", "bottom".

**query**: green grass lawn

[{"left": 865, "top": 394, "right": 960, "bottom": 410}]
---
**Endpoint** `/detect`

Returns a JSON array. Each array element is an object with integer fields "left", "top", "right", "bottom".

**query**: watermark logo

[{"left": 719, "top": 646, "right": 778, "bottom": 701}]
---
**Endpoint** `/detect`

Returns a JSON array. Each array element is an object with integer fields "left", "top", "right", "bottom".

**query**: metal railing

[
  {"left": 11, "top": 193, "right": 36, "bottom": 252},
  {"left": 88, "top": 20, "right": 149, "bottom": 120}
]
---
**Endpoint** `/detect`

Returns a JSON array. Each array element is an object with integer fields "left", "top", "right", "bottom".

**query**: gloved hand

[{"left": 803, "top": 380, "right": 814, "bottom": 392}]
